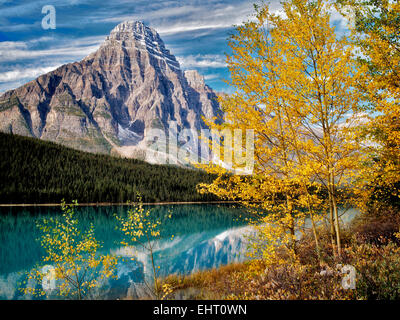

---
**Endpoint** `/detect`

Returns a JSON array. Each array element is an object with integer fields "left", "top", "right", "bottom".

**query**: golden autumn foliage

[
  {"left": 116, "top": 196, "right": 172, "bottom": 299},
  {"left": 337, "top": 0, "right": 400, "bottom": 211},
  {"left": 18, "top": 0, "right": 400, "bottom": 301},
  {"left": 22, "top": 200, "right": 117, "bottom": 300},
  {"left": 198, "top": 0, "right": 364, "bottom": 262}
]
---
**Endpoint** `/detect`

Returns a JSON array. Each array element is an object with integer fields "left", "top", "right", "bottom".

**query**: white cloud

[
  {"left": 0, "top": 35, "right": 104, "bottom": 63},
  {"left": 98, "top": 1, "right": 256, "bottom": 36},
  {"left": 156, "top": 23, "right": 234, "bottom": 35},
  {"left": 101, "top": 5, "right": 200, "bottom": 23},
  {"left": 0, "top": 37, "right": 55, "bottom": 51},
  {"left": 0, "top": 65, "right": 61, "bottom": 82},
  {"left": 0, "top": 35, "right": 105, "bottom": 91},
  {"left": 0, "top": 23, "right": 39, "bottom": 32},
  {"left": 177, "top": 54, "right": 227, "bottom": 69},
  {"left": 0, "top": 0, "right": 263, "bottom": 92},
  {"left": 204, "top": 73, "right": 221, "bottom": 80}
]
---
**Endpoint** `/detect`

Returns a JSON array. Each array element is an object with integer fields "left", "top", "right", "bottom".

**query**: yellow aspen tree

[
  {"left": 337, "top": 0, "right": 400, "bottom": 211},
  {"left": 198, "top": 2, "right": 316, "bottom": 264},
  {"left": 116, "top": 196, "right": 173, "bottom": 299},
  {"left": 198, "top": 0, "right": 363, "bottom": 260},
  {"left": 270, "top": 0, "right": 364, "bottom": 258},
  {"left": 23, "top": 200, "right": 117, "bottom": 300}
]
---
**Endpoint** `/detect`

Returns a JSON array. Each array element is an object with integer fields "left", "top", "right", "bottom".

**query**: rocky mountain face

[{"left": 0, "top": 21, "right": 221, "bottom": 163}]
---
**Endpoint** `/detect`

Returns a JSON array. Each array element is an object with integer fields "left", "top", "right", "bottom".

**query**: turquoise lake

[{"left": 0, "top": 204, "right": 250, "bottom": 299}]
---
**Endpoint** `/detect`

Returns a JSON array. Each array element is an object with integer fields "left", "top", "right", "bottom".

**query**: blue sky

[
  {"left": 0, "top": 0, "right": 347, "bottom": 93},
  {"left": 0, "top": 0, "right": 263, "bottom": 93}
]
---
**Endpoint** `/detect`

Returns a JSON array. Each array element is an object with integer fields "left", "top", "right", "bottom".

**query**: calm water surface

[{"left": 0, "top": 204, "right": 250, "bottom": 299}]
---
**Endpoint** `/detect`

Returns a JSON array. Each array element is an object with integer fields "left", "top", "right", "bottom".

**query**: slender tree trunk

[
  {"left": 77, "top": 283, "right": 82, "bottom": 300},
  {"left": 286, "top": 193, "right": 297, "bottom": 257},
  {"left": 330, "top": 172, "right": 341, "bottom": 258},
  {"left": 75, "top": 269, "right": 82, "bottom": 300},
  {"left": 309, "top": 208, "right": 321, "bottom": 262},
  {"left": 289, "top": 222, "right": 297, "bottom": 256},
  {"left": 301, "top": 183, "right": 321, "bottom": 263},
  {"left": 328, "top": 172, "right": 341, "bottom": 258},
  {"left": 328, "top": 190, "right": 337, "bottom": 259},
  {"left": 333, "top": 198, "right": 341, "bottom": 258},
  {"left": 149, "top": 245, "right": 160, "bottom": 300}
]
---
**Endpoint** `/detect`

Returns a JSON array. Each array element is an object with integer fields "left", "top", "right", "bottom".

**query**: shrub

[{"left": 348, "top": 241, "right": 400, "bottom": 300}]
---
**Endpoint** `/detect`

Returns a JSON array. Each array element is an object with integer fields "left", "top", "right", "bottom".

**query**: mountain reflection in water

[
  {"left": 0, "top": 204, "right": 249, "bottom": 300},
  {"left": 0, "top": 204, "right": 358, "bottom": 299}
]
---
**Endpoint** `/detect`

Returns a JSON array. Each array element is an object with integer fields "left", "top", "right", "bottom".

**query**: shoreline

[{"left": 0, "top": 201, "right": 237, "bottom": 207}]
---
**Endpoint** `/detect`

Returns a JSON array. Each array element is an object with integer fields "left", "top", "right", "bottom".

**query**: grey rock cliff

[{"left": 0, "top": 21, "right": 222, "bottom": 160}]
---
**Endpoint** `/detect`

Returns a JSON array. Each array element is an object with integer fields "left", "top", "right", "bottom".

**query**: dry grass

[
  {"left": 161, "top": 205, "right": 400, "bottom": 300},
  {"left": 161, "top": 263, "right": 248, "bottom": 299}
]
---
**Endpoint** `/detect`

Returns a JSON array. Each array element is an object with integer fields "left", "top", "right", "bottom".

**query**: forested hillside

[{"left": 0, "top": 132, "right": 218, "bottom": 204}]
